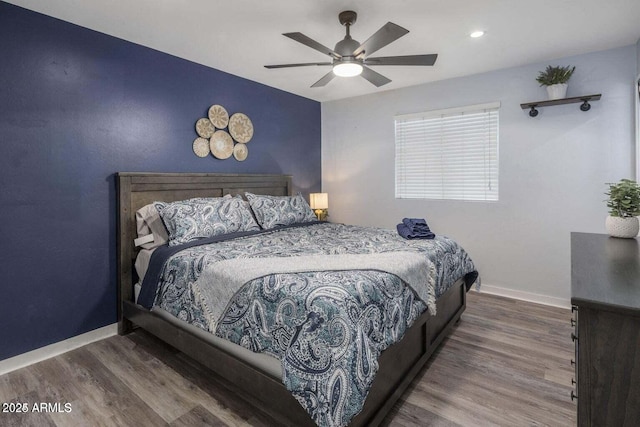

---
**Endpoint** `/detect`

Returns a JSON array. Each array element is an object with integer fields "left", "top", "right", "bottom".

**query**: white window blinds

[{"left": 395, "top": 102, "right": 499, "bottom": 201}]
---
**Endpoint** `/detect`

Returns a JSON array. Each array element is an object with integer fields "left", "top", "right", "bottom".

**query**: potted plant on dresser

[
  {"left": 536, "top": 65, "right": 575, "bottom": 100},
  {"left": 605, "top": 179, "right": 640, "bottom": 238}
]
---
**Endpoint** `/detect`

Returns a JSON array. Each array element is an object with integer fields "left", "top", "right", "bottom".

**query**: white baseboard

[
  {"left": 0, "top": 323, "right": 117, "bottom": 376},
  {"left": 472, "top": 283, "right": 571, "bottom": 309}
]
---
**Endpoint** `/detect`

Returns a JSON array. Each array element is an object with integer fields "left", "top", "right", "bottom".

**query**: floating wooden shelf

[{"left": 520, "top": 94, "right": 602, "bottom": 117}]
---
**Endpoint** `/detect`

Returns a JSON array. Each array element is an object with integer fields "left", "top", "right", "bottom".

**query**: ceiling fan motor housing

[{"left": 334, "top": 37, "right": 360, "bottom": 58}]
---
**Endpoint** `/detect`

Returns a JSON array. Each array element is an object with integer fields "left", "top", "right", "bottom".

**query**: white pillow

[{"left": 135, "top": 202, "right": 169, "bottom": 249}]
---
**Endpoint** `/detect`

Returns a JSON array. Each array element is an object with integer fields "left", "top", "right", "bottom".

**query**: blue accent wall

[{"left": 0, "top": 2, "right": 321, "bottom": 361}]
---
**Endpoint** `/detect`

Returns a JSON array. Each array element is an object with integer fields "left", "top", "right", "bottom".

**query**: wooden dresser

[{"left": 570, "top": 232, "right": 640, "bottom": 426}]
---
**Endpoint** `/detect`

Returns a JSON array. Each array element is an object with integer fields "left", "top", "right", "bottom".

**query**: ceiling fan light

[{"left": 333, "top": 62, "right": 363, "bottom": 77}]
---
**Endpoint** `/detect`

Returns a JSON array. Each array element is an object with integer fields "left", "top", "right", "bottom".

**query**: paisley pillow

[
  {"left": 245, "top": 192, "right": 317, "bottom": 229},
  {"left": 159, "top": 195, "right": 259, "bottom": 246}
]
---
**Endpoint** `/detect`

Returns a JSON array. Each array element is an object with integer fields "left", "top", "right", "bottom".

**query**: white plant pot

[
  {"left": 605, "top": 216, "right": 639, "bottom": 238},
  {"left": 546, "top": 83, "right": 568, "bottom": 100}
]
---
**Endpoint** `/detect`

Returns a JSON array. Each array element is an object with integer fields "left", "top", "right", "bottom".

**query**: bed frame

[{"left": 116, "top": 172, "right": 467, "bottom": 426}]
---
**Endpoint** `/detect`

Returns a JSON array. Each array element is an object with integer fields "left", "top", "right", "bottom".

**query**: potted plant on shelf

[
  {"left": 605, "top": 179, "right": 640, "bottom": 238},
  {"left": 536, "top": 65, "right": 575, "bottom": 100}
]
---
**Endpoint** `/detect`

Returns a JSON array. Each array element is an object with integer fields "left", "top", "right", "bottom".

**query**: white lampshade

[
  {"left": 309, "top": 193, "right": 328, "bottom": 210},
  {"left": 333, "top": 62, "right": 363, "bottom": 77}
]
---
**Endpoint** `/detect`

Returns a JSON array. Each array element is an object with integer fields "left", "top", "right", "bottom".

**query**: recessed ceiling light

[{"left": 470, "top": 31, "right": 485, "bottom": 38}]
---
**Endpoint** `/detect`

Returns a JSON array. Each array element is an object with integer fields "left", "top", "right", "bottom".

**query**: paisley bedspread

[{"left": 147, "top": 222, "right": 478, "bottom": 427}]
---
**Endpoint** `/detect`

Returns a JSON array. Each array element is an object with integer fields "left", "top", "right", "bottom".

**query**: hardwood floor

[{"left": 0, "top": 292, "right": 576, "bottom": 426}]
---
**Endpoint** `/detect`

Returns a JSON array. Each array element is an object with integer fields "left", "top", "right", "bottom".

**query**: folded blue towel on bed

[
  {"left": 397, "top": 221, "right": 435, "bottom": 240},
  {"left": 397, "top": 224, "right": 435, "bottom": 239},
  {"left": 402, "top": 218, "right": 430, "bottom": 230}
]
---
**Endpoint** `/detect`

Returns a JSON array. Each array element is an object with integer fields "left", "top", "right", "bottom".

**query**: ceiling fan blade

[
  {"left": 265, "top": 62, "right": 332, "bottom": 69},
  {"left": 365, "top": 54, "right": 438, "bottom": 66},
  {"left": 353, "top": 22, "right": 409, "bottom": 58},
  {"left": 360, "top": 66, "right": 391, "bottom": 87},
  {"left": 311, "top": 71, "right": 336, "bottom": 88},
  {"left": 283, "top": 32, "right": 341, "bottom": 59}
]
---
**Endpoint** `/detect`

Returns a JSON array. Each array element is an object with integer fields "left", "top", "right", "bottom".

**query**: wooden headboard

[{"left": 116, "top": 172, "right": 292, "bottom": 327}]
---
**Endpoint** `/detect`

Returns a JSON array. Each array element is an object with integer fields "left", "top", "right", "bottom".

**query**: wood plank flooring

[{"left": 0, "top": 292, "right": 576, "bottom": 426}]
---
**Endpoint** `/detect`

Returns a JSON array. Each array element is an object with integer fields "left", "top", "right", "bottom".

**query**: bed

[{"left": 116, "top": 172, "right": 477, "bottom": 427}]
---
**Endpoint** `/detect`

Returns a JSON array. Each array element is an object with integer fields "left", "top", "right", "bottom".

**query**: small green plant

[
  {"left": 536, "top": 65, "right": 575, "bottom": 86},
  {"left": 606, "top": 179, "right": 640, "bottom": 217}
]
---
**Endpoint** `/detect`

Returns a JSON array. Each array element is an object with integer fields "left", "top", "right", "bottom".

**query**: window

[{"left": 395, "top": 102, "right": 499, "bottom": 201}]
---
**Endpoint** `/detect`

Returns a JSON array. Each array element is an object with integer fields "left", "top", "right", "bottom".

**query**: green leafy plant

[
  {"left": 535, "top": 65, "right": 575, "bottom": 86},
  {"left": 606, "top": 179, "right": 640, "bottom": 217}
]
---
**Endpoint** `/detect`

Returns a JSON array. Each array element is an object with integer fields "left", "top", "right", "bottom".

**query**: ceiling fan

[{"left": 264, "top": 10, "right": 438, "bottom": 88}]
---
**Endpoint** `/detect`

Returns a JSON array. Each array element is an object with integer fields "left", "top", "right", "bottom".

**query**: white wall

[
  {"left": 636, "top": 38, "right": 640, "bottom": 180},
  {"left": 322, "top": 45, "right": 637, "bottom": 302},
  {"left": 637, "top": 38, "right": 640, "bottom": 72}
]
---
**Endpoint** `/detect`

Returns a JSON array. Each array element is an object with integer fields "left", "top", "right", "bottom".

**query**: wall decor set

[{"left": 193, "top": 104, "right": 253, "bottom": 161}]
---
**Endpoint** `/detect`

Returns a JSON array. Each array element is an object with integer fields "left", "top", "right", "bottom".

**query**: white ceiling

[{"left": 6, "top": 0, "right": 640, "bottom": 102}]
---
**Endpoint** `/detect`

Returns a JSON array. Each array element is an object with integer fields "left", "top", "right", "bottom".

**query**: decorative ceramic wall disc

[
  {"left": 195, "top": 118, "right": 215, "bottom": 138},
  {"left": 228, "top": 113, "right": 254, "bottom": 143},
  {"left": 209, "top": 130, "right": 234, "bottom": 159},
  {"left": 192, "top": 137, "right": 210, "bottom": 157},
  {"left": 208, "top": 104, "right": 229, "bottom": 129},
  {"left": 233, "top": 143, "right": 248, "bottom": 161}
]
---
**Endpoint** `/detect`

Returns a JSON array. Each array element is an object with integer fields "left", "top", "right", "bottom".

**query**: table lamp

[{"left": 309, "top": 193, "right": 328, "bottom": 221}]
